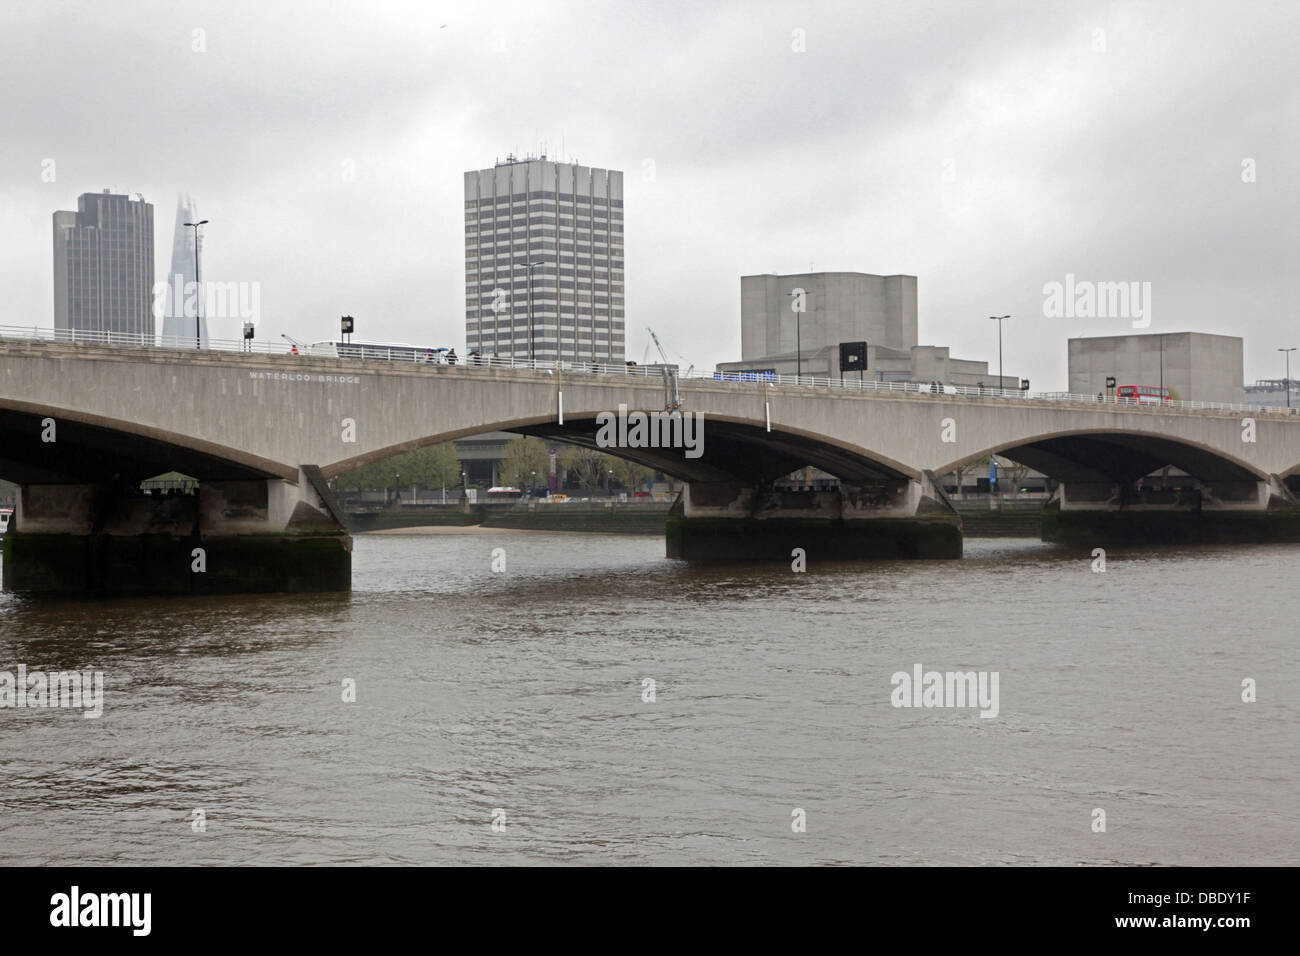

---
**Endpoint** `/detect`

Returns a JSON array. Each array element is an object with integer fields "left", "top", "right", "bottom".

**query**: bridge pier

[
  {"left": 1041, "top": 476, "right": 1300, "bottom": 544},
  {"left": 665, "top": 473, "right": 962, "bottom": 561},
  {"left": 2, "top": 466, "right": 350, "bottom": 595}
]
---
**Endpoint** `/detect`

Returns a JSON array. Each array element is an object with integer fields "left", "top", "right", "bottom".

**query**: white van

[{"left": 308, "top": 342, "right": 340, "bottom": 358}]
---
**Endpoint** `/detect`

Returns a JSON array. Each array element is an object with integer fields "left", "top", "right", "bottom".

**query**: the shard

[{"left": 161, "top": 194, "right": 208, "bottom": 348}]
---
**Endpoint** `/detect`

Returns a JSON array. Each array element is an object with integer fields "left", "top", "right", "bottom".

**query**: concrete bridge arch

[
  {"left": 3, "top": 338, "right": 1300, "bottom": 589},
  {"left": 0, "top": 397, "right": 289, "bottom": 484},
  {"left": 939, "top": 427, "right": 1270, "bottom": 484}
]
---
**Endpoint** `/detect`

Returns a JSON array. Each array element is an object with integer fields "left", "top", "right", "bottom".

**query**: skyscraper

[
  {"left": 161, "top": 194, "right": 208, "bottom": 348},
  {"left": 465, "top": 156, "right": 624, "bottom": 364},
  {"left": 53, "top": 189, "right": 154, "bottom": 338}
]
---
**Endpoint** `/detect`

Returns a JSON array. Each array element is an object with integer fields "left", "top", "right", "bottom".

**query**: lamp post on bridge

[
  {"left": 183, "top": 219, "right": 208, "bottom": 349},
  {"left": 1279, "top": 347, "right": 1296, "bottom": 408},
  {"left": 526, "top": 260, "right": 545, "bottom": 364},
  {"left": 786, "top": 289, "right": 816, "bottom": 382},
  {"left": 989, "top": 315, "right": 1009, "bottom": 393}
]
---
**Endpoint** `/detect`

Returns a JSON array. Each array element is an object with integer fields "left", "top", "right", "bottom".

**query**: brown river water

[{"left": 0, "top": 533, "right": 1295, "bottom": 865}]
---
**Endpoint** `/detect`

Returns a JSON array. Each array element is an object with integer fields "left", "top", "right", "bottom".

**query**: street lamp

[
  {"left": 526, "top": 260, "right": 545, "bottom": 364},
  {"left": 183, "top": 219, "right": 209, "bottom": 349},
  {"left": 786, "top": 289, "right": 814, "bottom": 381},
  {"left": 394, "top": 472, "right": 400, "bottom": 506},
  {"left": 989, "top": 315, "right": 1009, "bottom": 392},
  {"left": 1280, "top": 348, "right": 1296, "bottom": 408}
]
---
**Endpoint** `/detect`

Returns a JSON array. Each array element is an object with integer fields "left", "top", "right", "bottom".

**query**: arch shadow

[
  {"left": 936, "top": 428, "right": 1269, "bottom": 485},
  {"left": 323, "top": 412, "right": 921, "bottom": 484},
  {"left": 0, "top": 399, "right": 291, "bottom": 484}
]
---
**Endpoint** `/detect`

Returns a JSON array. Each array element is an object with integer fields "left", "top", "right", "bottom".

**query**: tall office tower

[
  {"left": 160, "top": 194, "right": 208, "bottom": 348},
  {"left": 465, "top": 155, "right": 624, "bottom": 364},
  {"left": 53, "top": 189, "right": 155, "bottom": 338}
]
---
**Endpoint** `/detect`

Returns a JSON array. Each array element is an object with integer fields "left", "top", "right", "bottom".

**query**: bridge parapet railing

[{"left": 1, "top": 324, "right": 1296, "bottom": 417}]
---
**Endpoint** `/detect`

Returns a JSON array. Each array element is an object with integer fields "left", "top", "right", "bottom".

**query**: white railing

[{"left": 1, "top": 323, "right": 1295, "bottom": 417}]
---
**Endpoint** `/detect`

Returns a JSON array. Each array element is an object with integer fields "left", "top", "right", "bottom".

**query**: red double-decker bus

[{"left": 1117, "top": 384, "right": 1171, "bottom": 405}]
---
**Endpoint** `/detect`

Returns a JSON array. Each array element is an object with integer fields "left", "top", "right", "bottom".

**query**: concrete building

[
  {"left": 53, "top": 189, "right": 155, "bottom": 338},
  {"left": 454, "top": 431, "right": 514, "bottom": 486},
  {"left": 160, "top": 194, "right": 208, "bottom": 348},
  {"left": 465, "top": 155, "right": 624, "bottom": 364},
  {"left": 718, "top": 271, "right": 1017, "bottom": 389},
  {"left": 1068, "top": 333, "right": 1244, "bottom": 405},
  {"left": 719, "top": 343, "right": 1017, "bottom": 389},
  {"left": 740, "top": 272, "right": 916, "bottom": 360}
]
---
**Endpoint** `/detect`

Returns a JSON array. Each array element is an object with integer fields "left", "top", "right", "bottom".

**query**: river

[{"left": 0, "top": 533, "right": 1295, "bottom": 865}]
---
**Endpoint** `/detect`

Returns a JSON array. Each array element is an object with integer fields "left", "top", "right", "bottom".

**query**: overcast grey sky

[{"left": 1, "top": 0, "right": 1295, "bottom": 387}]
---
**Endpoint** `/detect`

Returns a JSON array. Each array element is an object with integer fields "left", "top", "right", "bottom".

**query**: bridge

[{"left": 3, "top": 331, "right": 1299, "bottom": 592}]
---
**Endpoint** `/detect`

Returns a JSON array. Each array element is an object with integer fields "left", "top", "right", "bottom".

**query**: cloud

[{"left": 1, "top": 0, "right": 1295, "bottom": 385}]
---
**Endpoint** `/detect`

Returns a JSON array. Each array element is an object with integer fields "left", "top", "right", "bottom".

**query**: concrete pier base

[
  {"left": 666, "top": 476, "right": 962, "bottom": 561},
  {"left": 1041, "top": 504, "right": 1300, "bottom": 544},
  {"left": 1040, "top": 477, "right": 1300, "bottom": 545},
  {"left": 2, "top": 532, "right": 351, "bottom": 594},
  {"left": 1, "top": 465, "right": 351, "bottom": 595}
]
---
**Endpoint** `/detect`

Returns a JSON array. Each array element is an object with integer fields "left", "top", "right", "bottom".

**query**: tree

[
  {"left": 334, "top": 442, "right": 463, "bottom": 492},
  {"left": 499, "top": 436, "right": 550, "bottom": 489},
  {"left": 999, "top": 456, "right": 1031, "bottom": 494},
  {"left": 556, "top": 444, "right": 606, "bottom": 493},
  {"left": 949, "top": 457, "right": 987, "bottom": 496},
  {"left": 611, "top": 457, "right": 649, "bottom": 493},
  {"left": 426, "top": 441, "right": 463, "bottom": 490}
]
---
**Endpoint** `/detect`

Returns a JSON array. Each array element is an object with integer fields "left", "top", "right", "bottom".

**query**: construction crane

[
  {"left": 646, "top": 327, "right": 695, "bottom": 377},
  {"left": 645, "top": 327, "right": 682, "bottom": 410},
  {"left": 646, "top": 327, "right": 671, "bottom": 366},
  {"left": 281, "top": 333, "right": 307, "bottom": 355}
]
